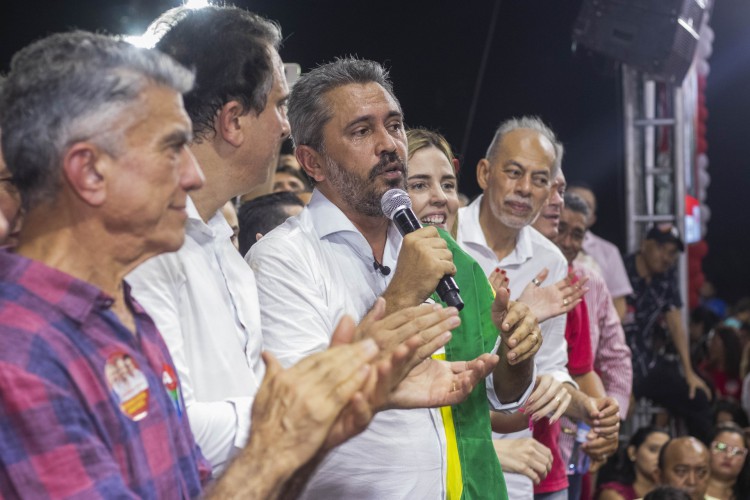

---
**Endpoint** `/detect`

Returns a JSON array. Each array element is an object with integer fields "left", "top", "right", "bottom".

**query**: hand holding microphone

[{"left": 381, "top": 189, "right": 464, "bottom": 310}]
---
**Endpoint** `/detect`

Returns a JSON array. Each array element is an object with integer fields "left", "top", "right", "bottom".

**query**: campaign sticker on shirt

[
  {"left": 162, "top": 363, "right": 184, "bottom": 419},
  {"left": 104, "top": 352, "right": 150, "bottom": 421}
]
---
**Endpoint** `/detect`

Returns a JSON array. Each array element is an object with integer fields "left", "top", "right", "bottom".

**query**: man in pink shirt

[{"left": 567, "top": 184, "right": 633, "bottom": 320}]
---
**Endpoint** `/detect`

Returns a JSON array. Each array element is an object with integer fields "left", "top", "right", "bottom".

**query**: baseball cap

[{"left": 645, "top": 223, "right": 684, "bottom": 252}]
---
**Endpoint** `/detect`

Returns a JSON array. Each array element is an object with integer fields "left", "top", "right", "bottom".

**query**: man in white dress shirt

[
  {"left": 126, "top": 5, "right": 470, "bottom": 480},
  {"left": 125, "top": 7, "right": 290, "bottom": 473},
  {"left": 249, "top": 58, "right": 543, "bottom": 499},
  {"left": 457, "top": 119, "right": 618, "bottom": 499}
]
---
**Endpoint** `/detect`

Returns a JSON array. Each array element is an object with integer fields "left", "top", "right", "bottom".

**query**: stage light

[
  {"left": 123, "top": 33, "right": 160, "bottom": 49},
  {"left": 184, "top": 0, "right": 210, "bottom": 9}
]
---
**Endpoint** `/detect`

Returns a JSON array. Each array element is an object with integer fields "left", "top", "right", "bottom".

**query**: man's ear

[
  {"left": 215, "top": 100, "right": 247, "bottom": 148},
  {"left": 296, "top": 145, "right": 326, "bottom": 183},
  {"left": 62, "top": 142, "right": 107, "bottom": 206},
  {"left": 477, "top": 158, "right": 490, "bottom": 191}
]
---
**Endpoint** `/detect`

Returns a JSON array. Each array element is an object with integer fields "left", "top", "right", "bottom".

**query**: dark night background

[{"left": 1, "top": 1, "right": 748, "bottom": 303}]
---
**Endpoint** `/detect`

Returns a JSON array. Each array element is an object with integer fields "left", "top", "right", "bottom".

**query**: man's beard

[{"left": 323, "top": 150, "right": 407, "bottom": 217}]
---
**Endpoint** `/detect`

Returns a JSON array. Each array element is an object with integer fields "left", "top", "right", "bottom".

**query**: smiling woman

[{"left": 406, "top": 128, "right": 460, "bottom": 237}]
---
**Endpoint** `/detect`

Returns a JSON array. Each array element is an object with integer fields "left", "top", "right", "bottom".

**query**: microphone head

[{"left": 381, "top": 189, "right": 412, "bottom": 220}]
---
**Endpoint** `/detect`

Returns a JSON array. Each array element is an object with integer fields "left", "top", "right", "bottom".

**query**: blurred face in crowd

[
  {"left": 477, "top": 128, "right": 554, "bottom": 230},
  {"left": 407, "top": 145, "right": 459, "bottom": 232},
  {"left": 273, "top": 171, "right": 307, "bottom": 194},
  {"left": 532, "top": 171, "right": 566, "bottom": 239},
  {"left": 640, "top": 239, "right": 680, "bottom": 276},
  {"left": 555, "top": 206, "right": 588, "bottom": 264},
  {"left": 567, "top": 185, "right": 597, "bottom": 228},
  {"left": 310, "top": 82, "right": 407, "bottom": 218},
  {"left": 629, "top": 431, "right": 670, "bottom": 483},
  {"left": 709, "top": 431, "right": 748, "bottom": 483},
  {"left": 658, "top": 438, "right": 710, "bottom": 500}
]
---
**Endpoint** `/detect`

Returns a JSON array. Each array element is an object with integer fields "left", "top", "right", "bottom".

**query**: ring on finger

[
  {"left": 563, "top": 298, "right": 569, "bottom": 306},
  {"left": 532, "top": 278, "right": 542, "bottom": 287}
]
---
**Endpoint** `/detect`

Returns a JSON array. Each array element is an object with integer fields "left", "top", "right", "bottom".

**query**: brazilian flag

[{"left": 432, "top": 228, "right": 508, "bottom": 500}]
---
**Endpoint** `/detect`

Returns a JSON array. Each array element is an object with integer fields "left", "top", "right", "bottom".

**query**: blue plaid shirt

[{"left": 0, "top": 250, "right": 210, "bottom": 498}]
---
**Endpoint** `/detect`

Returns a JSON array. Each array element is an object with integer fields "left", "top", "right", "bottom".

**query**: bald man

[{"left": 655, "top": 437, "right": 715, "bottom": 500}]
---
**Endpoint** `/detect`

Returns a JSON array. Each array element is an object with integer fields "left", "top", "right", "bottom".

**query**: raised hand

[
  {"left": 516, "top": 269, "right": 589, "bottom": 323},
  {"left": 488, "top": 270, "right": 542, "bottom": 365},
  {"left": 386, "top": 353, "right": 499, "bottom": 409},
  {"left": 382, "top": 226, "right": 456, "bottom": 312},
  {"left": 248, "top": 329, "right": 379, "bottom": 469}
]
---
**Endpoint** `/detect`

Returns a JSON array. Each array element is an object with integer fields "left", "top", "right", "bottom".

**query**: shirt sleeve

[
  {"left": 666, "top": 268, "right": 683, "bottom": 310},
  {"left": 0, "top": 362, "right": 138, "bottom": 499},
  {"left": 127, "top": 255, "right": 252, "bottom": 473},
  {"left": 565, "top": 299, "right": 594, "bottom": 376},
  {"left": 592, "top": 282, "right": 633, "bottom": 414},
  {"left": 533, "top": 257, "right": 576, "bottom": 387},
  {"left": 485, "top": 343, "right": 537, "bottom": 413},
  {"left": 248, "top": 235, "right": 336, "bottom": 368},
  {"left": 601, "top": 243, "right": 634, "bottom": 299}
]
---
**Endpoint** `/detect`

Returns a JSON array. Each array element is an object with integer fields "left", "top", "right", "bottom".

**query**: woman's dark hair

[
  {"left": 713, "top": 326, "right": 742, "bottom": 379},
  {"left": 597, "top": 426, "right": 670, "bottom": 488},
  {"left": 712, "top": 399, "right": 749, "bottom": 428},
  {"left": 710, "top": 422, "right": 750, "bottom": 498}
]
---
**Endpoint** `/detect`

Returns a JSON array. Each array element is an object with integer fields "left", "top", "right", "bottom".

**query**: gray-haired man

[{"left": 0, "top": 30, "right": 405, "bottom": 499}]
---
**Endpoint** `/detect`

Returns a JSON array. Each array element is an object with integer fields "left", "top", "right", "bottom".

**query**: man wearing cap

[{"left": 624, "top": 224, "right": 712, "bottom": 442}]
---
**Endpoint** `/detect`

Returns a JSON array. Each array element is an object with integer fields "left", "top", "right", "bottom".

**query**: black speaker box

[{"left": 573, "top": 0, "right": 707, "bottom": 83}]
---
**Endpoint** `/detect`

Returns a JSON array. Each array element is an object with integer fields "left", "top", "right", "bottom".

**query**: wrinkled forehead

[
  {"left": 494, "top": 128, "right": 555, "bottom": 170},
  {"left": 327, "top": 82, "right": 401, "bottom": 118}
]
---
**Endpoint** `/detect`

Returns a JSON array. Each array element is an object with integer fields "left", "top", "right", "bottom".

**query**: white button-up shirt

[
  {"left": 457, "top": 194, "right": 571, "bottom": 499},
  {"left": 248, "top": 190, "right": 531, "bottom": 499},
  {"left": 248, "top": 190, "right": 445, "bottom": 499},
  {"left": 127, "top": 196, "right": 263, "bottom": 475}
]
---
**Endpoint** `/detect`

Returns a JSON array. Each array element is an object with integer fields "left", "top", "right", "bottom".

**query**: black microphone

[{"left": 381, "top": 189, "right": 463, "bottom": 310}]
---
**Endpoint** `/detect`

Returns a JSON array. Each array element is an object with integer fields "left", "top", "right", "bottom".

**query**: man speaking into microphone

[{"left": 248, "top": 57, "right": 542, "bottom": 499}]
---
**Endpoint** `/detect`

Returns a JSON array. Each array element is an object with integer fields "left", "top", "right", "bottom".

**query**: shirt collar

[
  {"left": 185, "top": 195, "right": 232, "bottom": 242},
  {"left": 0, "top": 249, "right": 119, "bottom": 324},
  {"left": 306, "top": 189, "right": 403, "bottom": 264},
  {"left": 459, "top": 194, "right": 533, "bottom": 265},
  {"left": 458, "top": 194, "right": 489, "bottom": 248},
  {"left": 307, "top": 189, "right": 364, "bottom": 239}
]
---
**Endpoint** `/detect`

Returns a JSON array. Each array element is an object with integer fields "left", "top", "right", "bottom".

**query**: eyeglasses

[{"left": 711, "top": 441, "right": 748, "bottom": 458}]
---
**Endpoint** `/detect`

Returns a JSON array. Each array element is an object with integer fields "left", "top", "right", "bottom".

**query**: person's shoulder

[
  {"left": 248, "top": 211, "right": 318, "bottom": 262},
  {"left": 0, "top": 296, "right": 70, "bottom": 372},
  {"left": 574, "top": 260, "right": 606, "bottom": 285},
  {"left": 593, "top": 233, "right": 625, "bottom": 259},
  {"left": 526, "top": 226, "right": 566, "bottom": 265}
]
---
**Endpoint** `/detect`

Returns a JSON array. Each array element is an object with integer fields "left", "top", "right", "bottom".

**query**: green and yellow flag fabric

[{"left": 432, "top": 228, "right": 508, "bottom": 500}]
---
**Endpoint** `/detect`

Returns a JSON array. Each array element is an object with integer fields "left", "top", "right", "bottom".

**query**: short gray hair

[
  {"left": 0, "top": 30, "right": 194, "bottom": 210},
  {"left": 288, "top": 57, "right": 401, "bottom": 153},
  {"left": 563, "top": 192, "right": 590, "bottom": 218},
  {"left": 485, "top": 116, "right": 561, "bottom": 178}
]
